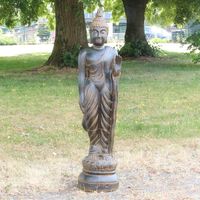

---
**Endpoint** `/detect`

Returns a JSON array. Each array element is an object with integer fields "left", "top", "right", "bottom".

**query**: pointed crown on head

[{"left": 90, "top": 8, "right": 109, "bottom": 31}]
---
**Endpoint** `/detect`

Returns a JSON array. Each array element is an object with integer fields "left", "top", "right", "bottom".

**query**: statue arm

[
  {"left": 112, "top": 49, "right": 122, "bottom": 77},
  {"left": 78, "top": 50, "right": 86, "bottom": 113}
]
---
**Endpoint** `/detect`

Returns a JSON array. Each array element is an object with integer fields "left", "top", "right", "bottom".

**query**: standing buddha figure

[{"left": 78, "top": 8, "right": 122, "bottom": 192}]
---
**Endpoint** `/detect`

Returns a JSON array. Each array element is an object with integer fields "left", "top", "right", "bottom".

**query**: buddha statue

[{"left": 78, "top": 8, "right": 122, "bottom": 192}]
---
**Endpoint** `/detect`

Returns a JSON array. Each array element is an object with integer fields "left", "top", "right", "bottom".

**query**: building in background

[
  {"left": 3, "top": 11, "right": 195, "bottom": 45},
  {"left": 85, "top": 11, "right": 172, "bottom": 42},
  {"left": 13, "top": 18, "right": 53, "bottom": 44},
  {"left": 14, "top": 24, "right": 38, "bottom": 44}
]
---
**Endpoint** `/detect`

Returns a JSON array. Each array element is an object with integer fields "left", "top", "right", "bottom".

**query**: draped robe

[{"left": 78, "top": 46, "right": 119, "bottom": 154}]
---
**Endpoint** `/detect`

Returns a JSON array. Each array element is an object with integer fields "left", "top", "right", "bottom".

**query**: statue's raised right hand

[
  {"left": 115, "top": 55, "right": 122, "bottom": 66},
  {"left": 112, "top": 55, "right": 122, "bottom": 77}
]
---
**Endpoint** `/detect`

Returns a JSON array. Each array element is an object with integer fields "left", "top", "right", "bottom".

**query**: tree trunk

[
  {"left": 46, "top": 0, "right": 88, "bottom": 67},
  {"left": 122, "top": 0, "right": 148, "bottom": 43}
]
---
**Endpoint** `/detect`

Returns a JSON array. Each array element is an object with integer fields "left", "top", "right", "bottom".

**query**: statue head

[{"left": 90, "top": 8, "right": 109, "bottom": 47}]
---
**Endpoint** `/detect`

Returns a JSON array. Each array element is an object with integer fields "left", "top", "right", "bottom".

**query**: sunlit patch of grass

[{"left": 0, "top": 53, "right": 49, "bottom": 72}]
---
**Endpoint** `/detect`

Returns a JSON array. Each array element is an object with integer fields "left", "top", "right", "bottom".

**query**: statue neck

[{"left": 92, "top": 45, "right": 105, "bottom": 50}]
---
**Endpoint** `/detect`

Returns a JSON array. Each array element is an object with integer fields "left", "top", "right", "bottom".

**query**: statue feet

[{"left": 78, "top": 153, "right": 119, "bottom": 192}]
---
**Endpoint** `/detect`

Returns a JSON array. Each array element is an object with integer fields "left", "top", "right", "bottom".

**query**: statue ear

[
  {"left": 104, "top": 37, "right": 107, "bottom": 43},
  {"left": 89, "top": 30, "right": 93, "bottom": 44},
  {"left": 90, "top": 37, "right": 93, "bottom": 44}
]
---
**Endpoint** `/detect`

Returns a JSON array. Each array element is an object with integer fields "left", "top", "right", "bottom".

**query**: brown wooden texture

[
  {"left": 78, "top": 10, "right": 122, "bottom": 192},
  {"left": 46, "top": 0, "right": 87, "bottom": 67},
  {"left": 122, "top": 0, "right": 148, "bottom": 43}
]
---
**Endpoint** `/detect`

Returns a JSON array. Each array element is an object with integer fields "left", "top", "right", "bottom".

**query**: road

[
  {"left": 0, "top": 44, "right": 53, "bottom": 57},
  {"left": 0, "top": 43, "right": 190, "bottom": 57}
]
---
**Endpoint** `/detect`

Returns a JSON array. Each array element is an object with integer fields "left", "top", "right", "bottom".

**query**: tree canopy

[
  {"left": 101, "top": 0, "right": 200, "bottom": 27},
  {"left": 0, "top": 0, "right": 54, "bottom": 27},
  {"left": 1, "top": 0, "right": 200, "bottom": 63},
  {"left": 146, "top": 0, "right": 200, "bottom": 26},
  {"left": 0, "top": 0, "right": 87, "bottom": 67}
]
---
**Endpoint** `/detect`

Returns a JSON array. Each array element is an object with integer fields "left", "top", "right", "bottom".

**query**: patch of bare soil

[{"left": 1, "top": 138, "right": 200, "bottom": 200}]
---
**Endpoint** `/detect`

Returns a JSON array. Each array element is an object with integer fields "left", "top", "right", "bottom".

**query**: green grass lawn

[
  {"left": 0, "top": 52, "right": 200, "bottom": 158},
  {"left": 0, "top": 53, "right": 49, "bottom": 72}
]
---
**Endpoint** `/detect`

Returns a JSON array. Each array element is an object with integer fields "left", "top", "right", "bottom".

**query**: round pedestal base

[{"left": 78, "top": 172, "right": 119, "bottom": 192}]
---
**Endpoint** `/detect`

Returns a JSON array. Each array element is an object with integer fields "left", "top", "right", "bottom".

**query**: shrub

[
  {"left": 63, "top": 45, "right": 80, "bottom": 68},
  {"left": 119, "top": 40, "right": 159, "bottom": 58},
  {"left": 186, "top": 32, "right": 200, "bottom": 63},
  {"left": 0, "top": 32, "right": 17, "bottom": 45}
]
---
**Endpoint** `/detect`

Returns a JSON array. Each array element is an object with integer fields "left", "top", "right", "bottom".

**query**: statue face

[{"left": 90, "top": 27, "right": 108, "bottom": 46}]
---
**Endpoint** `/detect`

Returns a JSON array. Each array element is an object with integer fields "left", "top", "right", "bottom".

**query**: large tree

[
  {"left": 2, "top": 0, "right": 200, "bottom": 62},
  {"left": 46, "top": 0, "right": 87, "bottom": 66},
  {"left": 0, "top": 0, "right": 88, "bottom": 67},
  {"left": 104, "top": 0, "right": 200, "bottom": 57},
  {"left": 122, "top": 0, "right": 148, "bottom": 43}
]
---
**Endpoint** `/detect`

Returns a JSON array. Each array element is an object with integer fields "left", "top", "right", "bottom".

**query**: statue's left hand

[
  {"left": 115, "top": 55, "right": 122, "bottom": 66},
  {"left": 112, "top": 55, "right": 122, "bottom": 77}
]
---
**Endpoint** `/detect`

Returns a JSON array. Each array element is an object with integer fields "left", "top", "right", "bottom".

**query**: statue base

[
  {"left": 78, "top": 172, "right": 119, "bottom": 192},
  {"left": 78, "top": 154, "right": 119, "bottom": 192}
]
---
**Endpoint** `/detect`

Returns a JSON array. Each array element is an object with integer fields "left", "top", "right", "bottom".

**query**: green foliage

[
  {"left": 146, "top": 0, "right": 200, "bottom": 26},
  {"left": 0, "top": 32, "right": 17, "bottom": 45},
  {"left": 82, "top": 0, "right": 124, "bottom": 22},
  {"left": 0, "top": 0, "right": 55, "bottom": 28},
  {"left": 83, "top": 0, "right": 200, "bottom": 27},
  {"left": 82, "top": 0, "right": 102, "bottom": 12},
  {"left": 186, "top": 32, "right": 200, "bottom": 63},
  {"left": 146, "top": 0, "right": 176, "bottom": 26},
  {"left": 174, "top": 0, "right": 200, "bottom": 25},
  {"left": 63, "top": 45, "right": 80, "bottom": 68},
  {"left": 41, "top": 1, "right": 55, "bottom": 30},
  {"left": 104, "top": 0, "right": 124, "bottom": 22},
  {"left": 0, "top": 0, "right": 42, "bottom": 27},
  {"left": 119, "top": 40, "right": 159, "bottom": 57}
]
